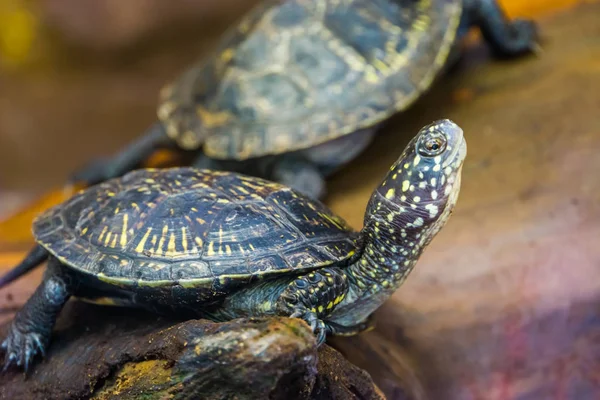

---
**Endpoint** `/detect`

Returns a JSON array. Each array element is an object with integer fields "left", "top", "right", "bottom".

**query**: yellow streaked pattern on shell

[
  {"left": 32, "top": 168, "right": 357, "bottom": 286},
  {"left": 156, "top": 0, "right": 462, "bottom": 159}
]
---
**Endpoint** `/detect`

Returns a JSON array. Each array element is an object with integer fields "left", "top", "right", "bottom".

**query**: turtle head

[
  {"left": 360, "top": 119, "right": 466, "bottom": 283},
  {"left": 374, "top": 119, "right": 467, "bottom": 219},
  {"left": 321, "top": 120, "right": 466, "bottom": 327}
]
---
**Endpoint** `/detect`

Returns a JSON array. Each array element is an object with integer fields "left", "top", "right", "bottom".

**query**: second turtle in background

[{"left": 72, "top": 0, "right": 535, "bottom": 199}]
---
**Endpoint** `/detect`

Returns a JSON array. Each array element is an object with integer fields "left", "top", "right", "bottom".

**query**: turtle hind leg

[
  {"left": 2, "top": 261, "right": 72, "bottom": 372},
  {"left": 263, "top": 156, "right": 327, "bottom": 200},
  {"left": 464, "top": 0, "right": 539, "bottom": 57},
  {"left": 69, "top": 122, "right": 171, "bottom": 187}
]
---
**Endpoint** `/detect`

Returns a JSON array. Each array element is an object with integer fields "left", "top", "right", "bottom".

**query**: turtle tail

[{"left": 0, "top": 245, "right": 48, "bottom": 289}]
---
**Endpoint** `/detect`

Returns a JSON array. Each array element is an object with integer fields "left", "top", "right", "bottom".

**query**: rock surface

[{"left": 0, "top": 301, "right": 384, "bottom": 400}]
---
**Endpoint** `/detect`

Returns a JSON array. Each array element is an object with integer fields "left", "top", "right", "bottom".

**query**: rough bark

[{"left": 0, "top": 301, "right": 384, "bottom": 400}]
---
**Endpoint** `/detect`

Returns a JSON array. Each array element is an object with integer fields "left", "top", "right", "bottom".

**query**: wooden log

[{"left": 0, "top": 301, "right": 387, "bottom": 400}]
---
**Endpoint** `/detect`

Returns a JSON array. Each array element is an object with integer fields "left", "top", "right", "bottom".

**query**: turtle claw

[
  {"left": 2, "top": 352, "right": 16, "bottom": 372},
  {"left": 1, "top": 324, "right": 46, "bottom": 373},
  {"left": 292, "top": 311, "right": 327, "bottom": 346}
]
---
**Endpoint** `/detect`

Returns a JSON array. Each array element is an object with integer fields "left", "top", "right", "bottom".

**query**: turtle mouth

[{"left": 442, "top": 135, "right": 467, "bottom": 168}]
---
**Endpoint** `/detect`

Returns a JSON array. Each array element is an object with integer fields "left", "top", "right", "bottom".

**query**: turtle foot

[
  {"left": 292, "top": 310, "right": 327, "bottom": 346},
  {"left": 1, "top": 324, "right": 47, "bottom": 372}
]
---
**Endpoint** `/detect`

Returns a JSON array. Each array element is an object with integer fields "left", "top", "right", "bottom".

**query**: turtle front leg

[
  {"left": 263, "top": 156, "right": 327, "bottom": 200},
  {"left": 2, "top": 264, "right": 72, "bottom": 372},
  {"left": 464, "top": 0, "right": 539, "bottom": 57},
  {"left": 276, "top": 268, "right": 348, "bottom": 346},
  {"left": 69, "top": 123, "right": 172, "bottom": 186}
]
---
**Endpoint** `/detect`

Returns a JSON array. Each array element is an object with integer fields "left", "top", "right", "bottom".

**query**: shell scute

[
  {"left": 162, "top": 0, "right": 461, "bottom": 159},
  {"left": 33, "top": 168, "right": 357, "bottom": 287}
]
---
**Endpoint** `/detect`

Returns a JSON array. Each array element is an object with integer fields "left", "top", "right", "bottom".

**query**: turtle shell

[
  {"left": 158, "top": 0, "right": 461, "bottom": 159},
  {"left": 33, "top": 168, "right": 357, "bottom": 288}
]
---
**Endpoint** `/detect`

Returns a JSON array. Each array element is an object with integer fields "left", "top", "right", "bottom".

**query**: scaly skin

[
  {"left": 213, "top": 119, "right": 467, "bottom": 343},
  {"left": 275, "top": 119, "right": 467, "bottom": 338},
  {"left": 1, "top": 119, "right": 465, "bottom": 372}
]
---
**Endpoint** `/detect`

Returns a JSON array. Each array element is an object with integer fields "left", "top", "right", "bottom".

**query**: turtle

[
  {"left": 0, "top": 119, "right": 467, "bottom": 372},
  {"left": 70, "top": 0, "right": 534, "bottom": 200}
]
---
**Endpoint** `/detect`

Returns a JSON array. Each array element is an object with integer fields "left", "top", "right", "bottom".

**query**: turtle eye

[{"left": 417, "top": 131, "right": 447, "bottom": 157}]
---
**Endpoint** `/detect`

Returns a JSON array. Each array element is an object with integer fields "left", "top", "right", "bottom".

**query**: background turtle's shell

[
  {"left": 33, "top": 168, "right": 357, "bottom": 287},
  {"left": 158, "top": 0, "right": 462, "bottom": 159}
]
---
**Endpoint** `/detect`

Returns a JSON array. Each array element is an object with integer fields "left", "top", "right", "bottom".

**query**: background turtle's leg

[
  {"left": 2, "top": 259, "right": 73, "bottom": 371},
  {"left": 191, "top": 152, "right": 226, "bottom": 171},
  {"left": 276, "top": 267, "right": 349, "bottom": 345},
  {"left": 463, "top": 0, "right": 538, "bottom": 57},
  {"left": 69, "top": 122, "right": 173, "bottom": 186},
  {"left": 301, "top": 128, "right": 378, "bottom": 178},
  {"left": 263, "top": 155, "right": 327, "bottom": 200}
]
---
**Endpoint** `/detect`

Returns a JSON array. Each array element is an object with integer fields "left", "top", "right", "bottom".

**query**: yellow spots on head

[
  {"left": 433, "top": 164, "right": 441, "bottom": 172},
  {"left": 434, "top": 156, "right": 442, "bottom": 164},
  {"left": 431, "top": 190, "right": 438, "bottom": 200},
  {"left": 425, "top": 204, "right": 439, "bottom": 218},
  {"left": 114, "top": 207, "right": 120, "bottom": 215},
  {"left": 413, "top": 196, "right": 421, "bottom": 203},
  {"left": 400, "top": 195, "right": 407, "bottom": 202},
  {"left": 136, "top": 228, "right": 152, "bottom": 254},
  {"left": 402, "top": 180, "right": 410, "bottom": 192},
  {"left": 387, "top": 213, "right": 394, "bottom": 222},
  {"left": 392, "top": 174, "right": 397, "bottom": 180},
  {"left": 385, "top": 189, "right": 395, "bottom": 199},
  {"left": 120, "top": 214, "right": 129, "bottom": 248},
  {"left": 419, "top": 181, "right": 427, "bottom": 189},
  {"left": 413, "top": 155, "right": 421, "bottom": 166},
  {"left": 81, "top": 227, "right": 88, "bottom": 235},
  {"left": 403, "top": 163, "right": 410, "bottom": 169},
  {"left": 317, "top": 305, "right": 324, "bottom": 313},
  {"left": 445, "top": 166, "right": 453, "bottom": 175},
  {"left": 431, "top": 178, "right": 437, "bottom": 186}
]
